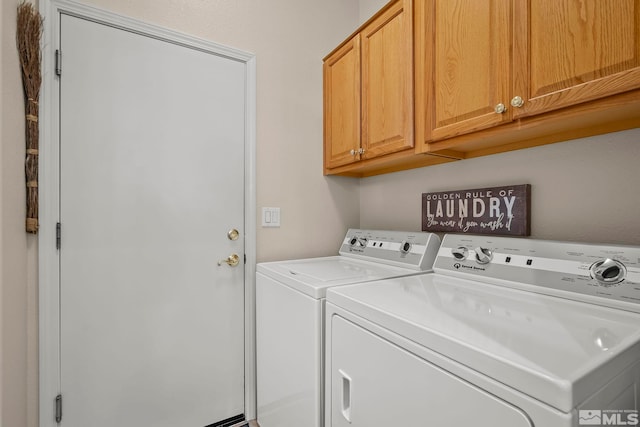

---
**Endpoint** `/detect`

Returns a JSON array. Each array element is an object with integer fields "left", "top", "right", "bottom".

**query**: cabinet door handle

[
  {"left": 494, "top": 103, "right": 507, "bottom": 114},
  {"left": 349, "top": 149, "right": 356, "bottom": 156},
  {"left": 339, "top": 369, "right": 352, "bottom": 423},
  {"left": 511, "top": 96, "right": 524, "bottom": 108},
  {"left": 358, "top": 148, "right": 365, "bottom": 155}
]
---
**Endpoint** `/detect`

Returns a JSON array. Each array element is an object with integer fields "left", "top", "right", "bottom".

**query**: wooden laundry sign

[{"left": 422, "top": 184, "right": 531, "bottom": 236}]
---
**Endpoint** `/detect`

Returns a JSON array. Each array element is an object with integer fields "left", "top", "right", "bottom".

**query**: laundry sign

[{"left": 422, "top": 184, "right": 531, "bottom": 236}]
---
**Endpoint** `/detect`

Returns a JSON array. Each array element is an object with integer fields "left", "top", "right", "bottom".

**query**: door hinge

[
  {"left": 56, "top": 222, "right": 61, "bottom": 250},
  {"left": 55, "top": 394, "right": 62, "bottom": 423},
  {"left": 55, "top": 49, "right": 62, "bottom": 76}
]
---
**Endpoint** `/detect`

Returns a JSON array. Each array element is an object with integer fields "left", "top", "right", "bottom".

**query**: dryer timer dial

[
  {"left": 348, "top": 237, "right": 367, "bottom": 248},
  {"left": 451, "top": 247, "right": 468, "bottom": 260},
  {"left": 400, "top": 241, "right": 412, "bottom": 254},
  {"left": 474, "top": 247, "right": 493, "bottom": 265},
  {"left": 590, "top": 258, "right": 626, "bottom": 287}
]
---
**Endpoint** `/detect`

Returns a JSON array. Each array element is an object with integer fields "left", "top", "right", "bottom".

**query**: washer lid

[
  {"left": 326, "top": 274, "right": 640, "bottom": 412},
  {"left": 257, "top": 256, "right": 422, "bottom": 299}
]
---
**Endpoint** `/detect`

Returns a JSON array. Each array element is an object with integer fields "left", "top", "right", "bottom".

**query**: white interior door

[{"left": 59, "top": 13, "right": 246, "bottom": 427}]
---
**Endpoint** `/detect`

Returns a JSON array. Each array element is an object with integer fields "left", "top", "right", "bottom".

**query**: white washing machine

[
  {"left": 325, "top": 234, "right": 640, "bottom": 427},
  {"left": 256, "top": 229, "right": 441, "bottom": 427}
]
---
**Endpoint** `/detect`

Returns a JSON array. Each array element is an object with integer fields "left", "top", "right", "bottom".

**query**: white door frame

[{"left": 39, "top": 1, "right": 257, "bottom": 425}]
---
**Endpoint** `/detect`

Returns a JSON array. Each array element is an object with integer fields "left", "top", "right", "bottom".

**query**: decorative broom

[{"left": 16, "top": 1, "right": 43, "bottom": 234}]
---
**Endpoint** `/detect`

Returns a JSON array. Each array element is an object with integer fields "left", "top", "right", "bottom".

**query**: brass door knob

[
  {"left": 218, "top": 254, "right": 240, "bottom": 267},
  {"left": 227, "top": 229, "right": 240, "bottom": 241}
]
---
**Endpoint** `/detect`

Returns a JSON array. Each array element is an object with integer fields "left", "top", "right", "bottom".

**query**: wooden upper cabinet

[
  {"left": 512, "top": 0, "right": 640, "bottom": 118},
  {"left": 325, "top": 0, "right": 640, "bottom": 176},
  {"left": 361, "top": 0, "right": 414, "bottom": 158},
  {"left": 324, "top": 35, "right": 361, "bottom": 169},
  {"left": 323, "top": 0, "right": 414, "bottom": 173},
  {"left": 416, "top": 0, "right": 640, "bottom": 152},
  {"left": 415, "top": 0, "right": 513, "bottom": 145}
]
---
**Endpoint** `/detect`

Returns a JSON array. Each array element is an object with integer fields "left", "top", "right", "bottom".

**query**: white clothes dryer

[
  {"left": 325, "top": 234, "right": 640, "bottom": 427},
  {"left": 256, "top": 229, "right": 441, "bottom": 427}
]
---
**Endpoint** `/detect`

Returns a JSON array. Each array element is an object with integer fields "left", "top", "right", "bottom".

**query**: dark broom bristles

[{"left": 16, "top": 1, "right": 43, "bottom": 234}]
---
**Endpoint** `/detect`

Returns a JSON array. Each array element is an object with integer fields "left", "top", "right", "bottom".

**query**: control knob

[
  {"left": 349, "top": 237, "right": 368, "bottom": 248},
  {"left": 451, "top": 247, "right": 468, "bottom": 260},
  {"left": 400, "top": 241, "right": 412, "bottom": 254},
  {"left": 474, "top": 247, "right": 493, "bottom": 264},
  {"left": 590, "top": 258, "right": 626, "bottom": 287}
]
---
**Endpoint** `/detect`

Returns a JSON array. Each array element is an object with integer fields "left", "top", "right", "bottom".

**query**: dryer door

[{"left": 329, "top": 315, "right": 534, "bottom": 427}]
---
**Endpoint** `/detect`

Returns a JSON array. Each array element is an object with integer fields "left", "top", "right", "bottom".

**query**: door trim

[{"left": 39, "top": 1, "right": 257, "bottom": 425}]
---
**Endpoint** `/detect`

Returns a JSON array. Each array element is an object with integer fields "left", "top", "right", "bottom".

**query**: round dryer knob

[
  {"left": 591, "top": 258, "right": 626, "bottom": 287},
  {"left": 400, "top": 241, "right": 412, "bottom": 254},
  {"left": 474, "top": 247, "right": 493, "bottom": 264},
  {"left": 349, "top": 237, "right": 358, "bottom": 247},
  {"left": 451, "top": 247, "right": 468, "bottom": 260}
]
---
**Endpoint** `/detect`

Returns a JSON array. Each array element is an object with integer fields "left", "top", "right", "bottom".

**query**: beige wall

[
  {"left": 361, "top": 128, "right": 640, "bottom": 245},
  {"left": 359, "top": 0, "right": 389, "bottom": 23},
  {"left": 1, "top": 0, "right": 39, "bottom": 426}
]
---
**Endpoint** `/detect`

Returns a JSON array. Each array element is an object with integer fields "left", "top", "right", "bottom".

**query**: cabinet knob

[
  {"left": 511, "top": 96, "right": 525, "bottom": 108},
  {"left": 358, "top": 148, "right": 365, "bottom": 155},
  {"left": 494, "top": 103, "right": 507, "bottom": 114},
  {"left": 350, "top": 149, "right": 356, "bottom": 156}
]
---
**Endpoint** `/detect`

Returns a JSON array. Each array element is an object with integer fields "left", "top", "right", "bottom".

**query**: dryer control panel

[
  {"left": 339, "top": 229, "right": 441, "bottom": 271},
  {"left": 435, "top": 234, "right": 640, "bottom": 312}
]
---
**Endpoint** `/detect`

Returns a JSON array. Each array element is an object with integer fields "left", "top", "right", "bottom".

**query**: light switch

[{"left": 262, "top": 207, "right": 281, "bottom": 228}]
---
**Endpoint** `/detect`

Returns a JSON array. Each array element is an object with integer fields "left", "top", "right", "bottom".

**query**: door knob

[{"left": 218, "top": 254, "right": 240, "bottom": 267}]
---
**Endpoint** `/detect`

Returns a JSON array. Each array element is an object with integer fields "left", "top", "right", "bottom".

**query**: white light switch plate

[{"left": 262, "top": 207, "right": 281, "bottom": 227}]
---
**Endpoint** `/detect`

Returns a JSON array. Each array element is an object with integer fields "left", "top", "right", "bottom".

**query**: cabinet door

[
  {"left": 513, "top": 0, "right": 640, "bottom": 118},
  {"left": 361, "top": 0, "right": 413, "bottom": 158},
  {"left": 328, "top": 315, "right": 534, "bottom": 427},
  {"left": 415, "top": 0, "right": 512, "bottom": 146},
  {"left": 324, "top": 35, "right": 361, "bottom": 169}
]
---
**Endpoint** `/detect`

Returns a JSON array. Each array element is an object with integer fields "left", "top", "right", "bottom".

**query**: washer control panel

[
  {"left": 435, "top": 234, "right": 640, "bottom": 311},
  {"left": 339, "top": 229, "right": 441, "bottom": 271}
]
